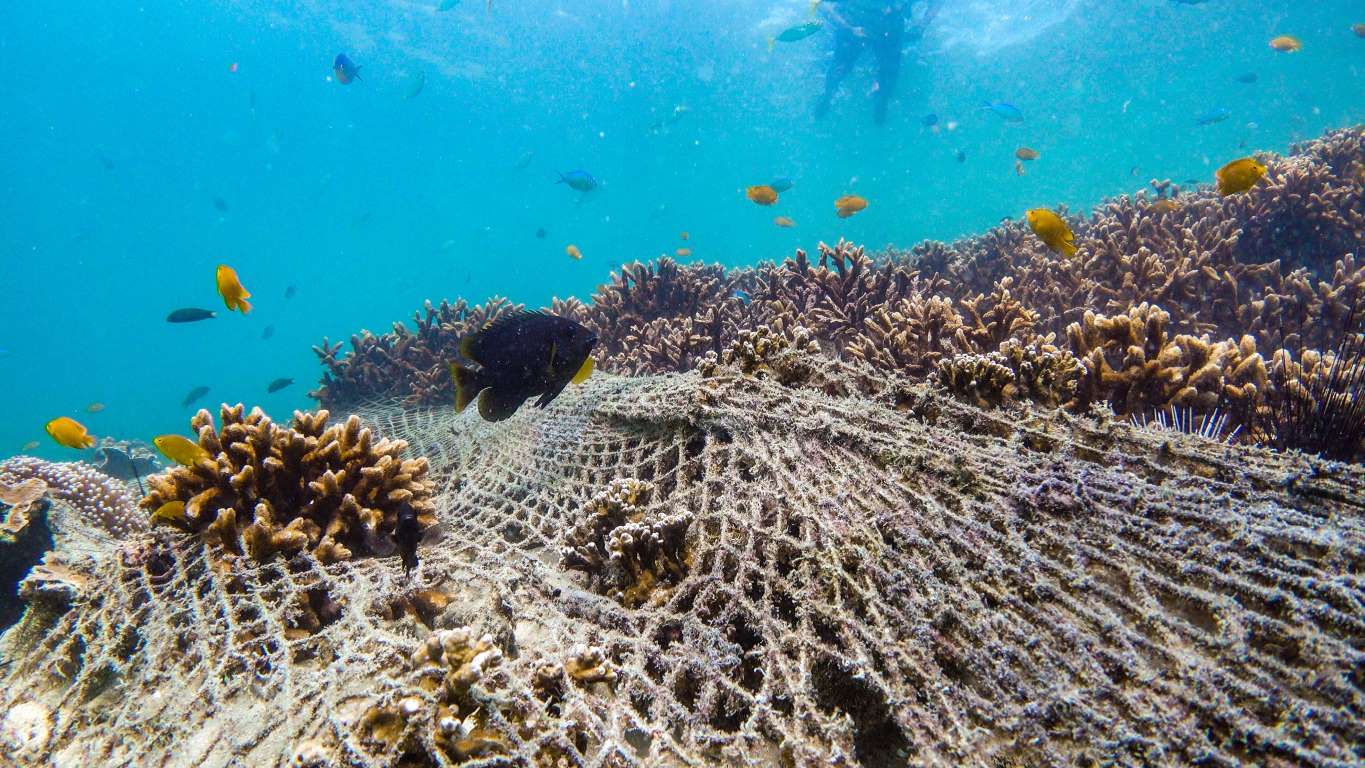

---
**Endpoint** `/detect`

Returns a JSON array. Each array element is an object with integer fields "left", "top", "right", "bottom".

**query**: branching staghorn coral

[
  {"left": 938, "top": 339, "right": 1081, "bottom": 410},
  {"left": 139, "top": 405, "right": 436, "bottom": 565}
]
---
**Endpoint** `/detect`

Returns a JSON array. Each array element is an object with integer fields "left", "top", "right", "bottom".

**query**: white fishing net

[{"left": 1, "top": 356, "right": 1363, "bottom": 767}]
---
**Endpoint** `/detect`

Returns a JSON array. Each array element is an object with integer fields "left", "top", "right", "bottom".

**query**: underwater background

[{"left": 1, "top": 0, "right": 1362, "bottom": 456}]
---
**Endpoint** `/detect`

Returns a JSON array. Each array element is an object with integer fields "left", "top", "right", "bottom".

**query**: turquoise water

[{"left": 1, "top": 0, "right": 1361, "bottom": 458}]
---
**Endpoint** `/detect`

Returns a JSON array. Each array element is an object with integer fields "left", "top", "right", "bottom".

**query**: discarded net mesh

[{"left": 2, "top": 357, "right": 1363, "bottom": 767}]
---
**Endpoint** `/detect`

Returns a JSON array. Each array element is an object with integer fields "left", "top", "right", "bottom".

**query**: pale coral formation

[
  {"left": 0, "top": 456, "right": 143, "bottom": 538},
  {"left": 139, "top": 405, "right": 436, "bottom": 565}
]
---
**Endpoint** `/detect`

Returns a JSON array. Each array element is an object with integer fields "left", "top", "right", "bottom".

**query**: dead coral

[
  {"left": 0, "top": 457, "right": 143, "bottom": 539},
  {"left": 360, "top": 627, "right": 516, "bottom": 761},
  {"left": 561, "top": 479, "right": 692, "bottom": 608},
  {"left": 0, "top": 478, "right": 47, "bottom": 541},
  {"left": 938, "top": 339, "right": 1081, "bottom": 410},
  {"left": 139, "top": 405, "right": 436, "bottom": 565}
]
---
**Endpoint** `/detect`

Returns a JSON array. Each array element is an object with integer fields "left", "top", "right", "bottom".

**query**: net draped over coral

[
  {"left": 2, "top": 126, "right": 1365, "bottom": 767},
  {"left": 2, "top": 349, "right": 1364, "bottom": 767}
]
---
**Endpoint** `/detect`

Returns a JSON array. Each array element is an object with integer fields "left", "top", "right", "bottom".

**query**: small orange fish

[
  {"left": 216, "top": 264, "right": 253, "bottom": 313},
  {"left": 675, "top": 248, "right": 692, "bottom": 257},
  {"left": 1149, "top": 199, "right": 1182, "bottom": 214},
  {"left": 834, "top": 194, "right": 868, "bottom": 218},
  {"left": 1015, "top": 160, "right": 1027, "bottom": 176},
  {"left": 1015, "top": 147, "right": 1040, "bottom": 161},
  {"left": 774, "top": 216, "right": 796, "bottom": 228},
  {"left": 1268, "top": 35, "right": 1302, "bottom": 52},
  {"left": 746, "top": 185, "right": 779, "bottom": 205},
  {"left": 46, "top": 417, "right": 95, "bottom": 449},
  {"left": 86, "top": 402, "right": 106, "bottom": 413},
  {"left": 680, "top": 231, "right": 689, "bottom": 241},
  {"left": 21, "top": 440, "right": 40, "bottom": 452},
  {"left": 566, "top": 244, "right": 583, "bottom": 260}
]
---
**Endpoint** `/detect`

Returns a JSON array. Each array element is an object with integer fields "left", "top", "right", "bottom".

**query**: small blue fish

[
  {"left": 557, "top": 170, "right": 598, "bottom": 192},
  {"left": 1235, "top": 72, "right": 1258, "bottom": 84},
  {"left": 1195, "top": 107, "right": 1231, "bottom": 126},
  {"left": 733, "top": 289, "right": 752, "bottom": 305},
  {"left": 980, "top": 101, "right": 1024, "bottom": 122},
  {"left": 955, "top": 149, "right": 966, "bottom": 163},
  {"left": 921, "top": 113, "right": 939, "bottom": 127},
  {"left": 333, "top": 53, "right": 362, "bottom": 85},
  {"left": 769, "top": 177, "right": 794, "bottom": 193}
]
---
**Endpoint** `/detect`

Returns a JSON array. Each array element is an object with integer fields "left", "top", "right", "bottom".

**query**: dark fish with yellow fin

[
  {"left": 154, "top": 434, "right": 211, "bottom": 466},
  {"left": 449, "top": 310, "right": 597, "bottom": 422},
  {"left": 1025, "top": 208, "right": 1078, "bottom": 257},
  {"left": 46, "top": 417, "right": 95, "bottom": 449},
  {"left": 1216, "top": 157, "right": 1267, "bottom": 196}
]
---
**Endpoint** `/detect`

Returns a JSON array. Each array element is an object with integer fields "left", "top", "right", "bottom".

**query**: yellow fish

[
  {"left": 46, "top": 417, "right": 95, "bottom": 449},
  {"left": 1268, "top": 35, "right": 1302, "bottom": 52},
  {"left": 154, "top": 434, "right": 211, "bottom": 466},
  {"left": 1215, "top": 157, "right": 1267, "bottom": 196},
  {"left": 216, "top": 264, "right": 253, "bottom": 313},
  {"left": 1150, "top": 199, "right": 1182, "bottom": 214},
  {"left": 1015, "top": 147, "right": 1039, "bottom": 161},
  {"left": 1025, "top": 208, "right": 1078, "bottom": 257},
  {"left": 566, "top": 244, "right": 583, "bottom": 260},
  {"left": 151, "top": 500, "right": 187, "bottom": 526},
  {"left": 834, "top": 194, "right": 868, "bottom": 218},
  {"left": 774, "top": 216, "right": 796, "bottom": 228},
  {"left": 675, "top": 247, "right": 692, "bottom": 257},
  {"left": 746, "top": 185, "right": 779, "bottom": 205}
]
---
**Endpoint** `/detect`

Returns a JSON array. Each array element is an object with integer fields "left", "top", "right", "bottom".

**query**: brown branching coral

[
  {"left": 1065, "top": 304, "right": 1268, "bottom": 418},
  {"left": 938, "top": 339, "right": 1081, "bottom": 410},
  {"left": 139, "top": 405, "right": 436, "bottom": 566},
  {"left": 696, "top": 323, "right": 820, "bottom": 384},
  {"left": 0, "top": 457, "right": 143, "bottom": 539},
  {"left": 560, "top": 478, "right": 692, "bottom": 608}
]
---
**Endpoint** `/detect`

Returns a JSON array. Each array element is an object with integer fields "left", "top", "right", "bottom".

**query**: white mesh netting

[{"left": 1, "top": 360, "right": 1363, "bottom": 767}]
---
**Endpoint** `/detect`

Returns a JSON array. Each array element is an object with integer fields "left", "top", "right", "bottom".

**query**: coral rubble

[{"left": 139, "top": 405, "right": 437, "bottom": 565}]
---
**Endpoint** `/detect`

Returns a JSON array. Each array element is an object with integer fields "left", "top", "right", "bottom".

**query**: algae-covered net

[{"left": 2, "top": 347, "right": 1364, "bottom": 767}]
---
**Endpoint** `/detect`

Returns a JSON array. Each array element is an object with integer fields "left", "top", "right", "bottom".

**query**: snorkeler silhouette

[{"left": 815, "top": 0, "right": 945, "bottom": 125}]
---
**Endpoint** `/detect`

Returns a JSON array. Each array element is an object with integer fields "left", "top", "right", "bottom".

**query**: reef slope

[{"left": 2, "top": 351, "right": 1362, "bottom": 767}]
